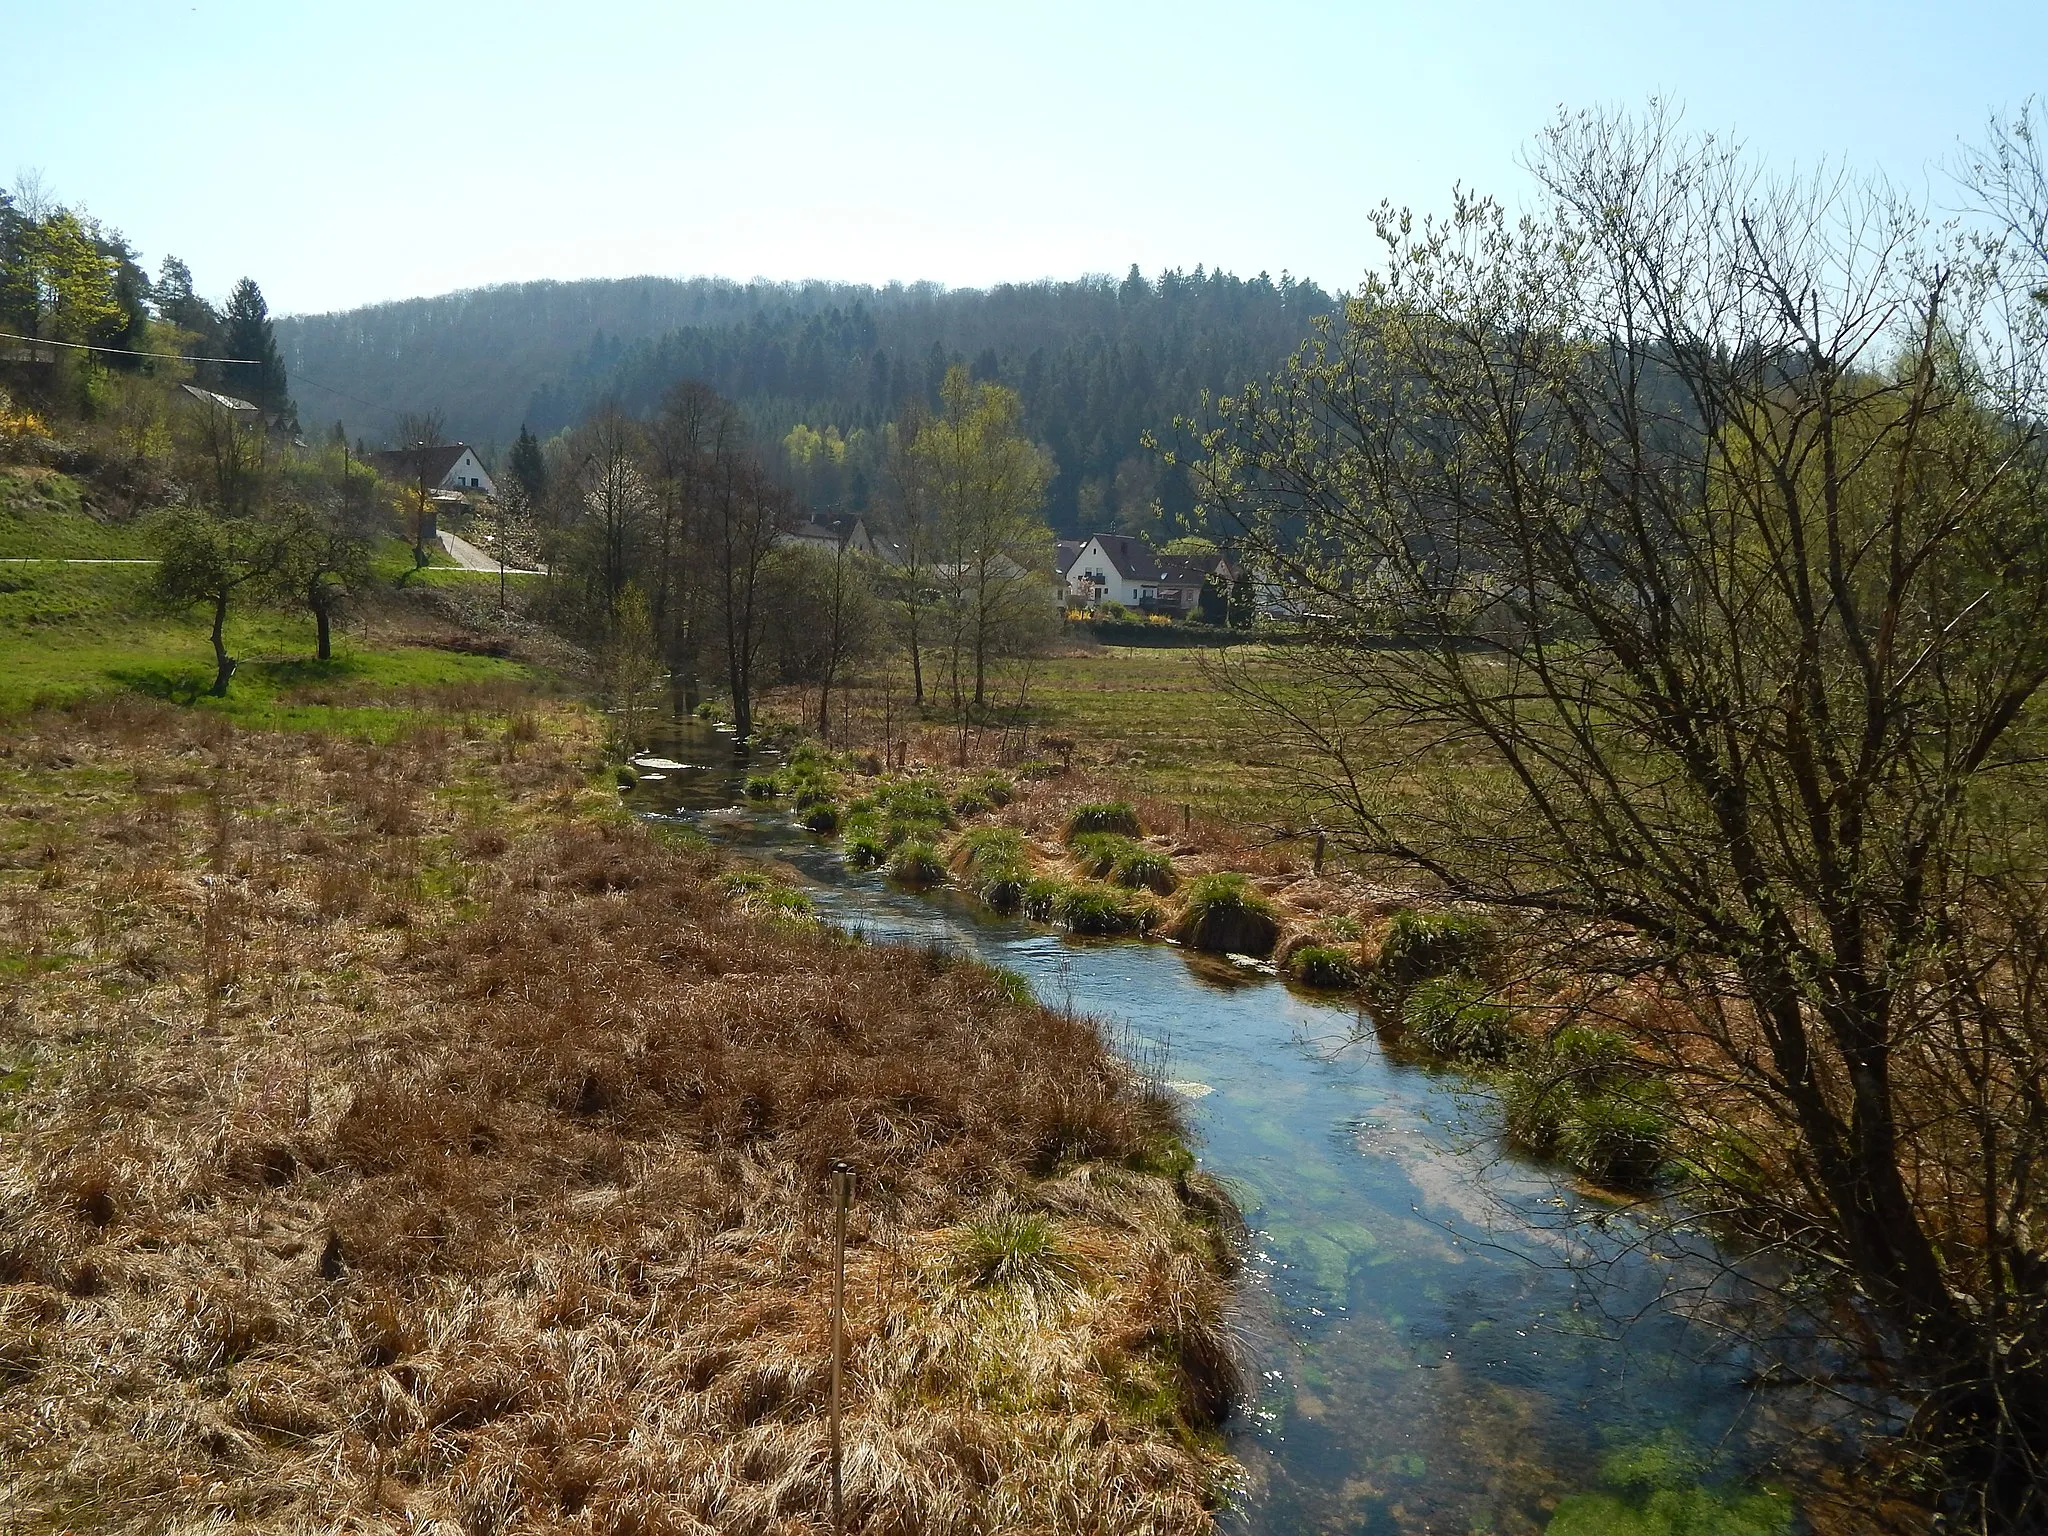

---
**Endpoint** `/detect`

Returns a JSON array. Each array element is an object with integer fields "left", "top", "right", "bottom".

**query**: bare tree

[
  {"left": 1192, "top": 107, "right": 2048, "bottom": 1523},
  {"left": 645, "top": 381, "right": 730, "bottom": 714},
  {"left": 704, "top": 417, "right": 792, "bottom": 744}
]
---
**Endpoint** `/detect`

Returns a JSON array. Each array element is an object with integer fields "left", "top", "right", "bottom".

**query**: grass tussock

[
  {"left": 0, "top": 696, "right": 1238, "bottom": 1534},
  {"left": 1065, "top": 802, "right": 1143, "bottom": 841},
  {"left": 1168, "top": 873, "right": 1279, "bottom": 957}
]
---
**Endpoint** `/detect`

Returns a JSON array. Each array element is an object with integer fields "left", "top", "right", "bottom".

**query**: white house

[
  {"left": 780, "top": 512, "right": 879, "bottom": 560},
  {"left": 1063, "top": 533, "right": 1231, "bottom": 616},
  {"left": 368, "top": 443, "right": 497, "bottom": 497}
]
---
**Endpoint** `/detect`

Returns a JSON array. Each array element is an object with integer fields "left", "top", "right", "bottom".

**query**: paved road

[{"left": 439, "top": 530, "right": 545, "bottom": 575}]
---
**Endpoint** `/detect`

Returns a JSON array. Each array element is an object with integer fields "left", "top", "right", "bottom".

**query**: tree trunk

[
  {"left": 208, "top": 593, "right": 235, "bottom": 697},
  {"left": 313, "top": 596, "right": 332, "bottom": 662}
]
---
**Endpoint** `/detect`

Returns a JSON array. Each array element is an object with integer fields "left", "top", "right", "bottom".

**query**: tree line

[
  {"left": 522, "top": 364, "right": 1060, "bottom": 744},
  {"left": 1, "top": 178, "right": 291, "bottom": 421}
]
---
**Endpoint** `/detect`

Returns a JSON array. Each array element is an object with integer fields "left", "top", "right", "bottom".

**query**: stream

[{"left": 626, "top": 722, "right": 1851, "bottom": 1535}]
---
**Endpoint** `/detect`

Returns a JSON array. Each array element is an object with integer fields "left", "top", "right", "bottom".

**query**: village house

[
  {"left": 1062, "top": 533, "right": 1234, "bottom": 617},
  {"left": 367, "top": 442, "right": 497, "bottom": 497},
  {"left": 779, "top": 511, "right": 879, "bottom": 560}
]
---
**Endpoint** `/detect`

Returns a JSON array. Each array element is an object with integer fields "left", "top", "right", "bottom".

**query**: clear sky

[{"left": 5, "top": 0, "right": 2041, "bottom": 317}]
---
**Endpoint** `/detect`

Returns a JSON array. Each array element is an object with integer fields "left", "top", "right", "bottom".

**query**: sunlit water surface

[{"left": 627, "top": 723, "right": 1853, "bottom": 1534}]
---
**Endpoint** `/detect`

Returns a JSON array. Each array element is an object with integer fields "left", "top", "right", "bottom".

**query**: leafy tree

[
  {"left": 1193, "top": 107, "right": 2048, "bottom": 1522},
  {"left": 149, "top": 504, "right": 289, "bottom": 695},
  {"left": 0, "top": 209, "right": 123, "bottom": 345},
  {"left": 266, "top": 493, "right": 377, "bottom": 661},
  {"left": 912, "top": 366, "right": 1055, "bottom": 710}
]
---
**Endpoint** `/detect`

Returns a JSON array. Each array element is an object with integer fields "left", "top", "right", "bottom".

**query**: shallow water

[{"left": 628, "top": 724, "right": 1841, "bottom": 1534}]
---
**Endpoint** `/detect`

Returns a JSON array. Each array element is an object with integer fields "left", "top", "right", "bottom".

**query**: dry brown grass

[{"left": 0, "top": 696, "right": 1237, "bottom": 1534}]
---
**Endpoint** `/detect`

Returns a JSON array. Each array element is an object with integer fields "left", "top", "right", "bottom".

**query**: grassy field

[
  {"left": 1020, "top": 646, "right": 1300, "bottom": 826},
  {"left": 0, "top": 467, "right": 536, "bottom": 736}
]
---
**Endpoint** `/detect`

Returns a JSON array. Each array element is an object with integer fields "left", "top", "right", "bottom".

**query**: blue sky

[{"left": 5, "top": 0, "right": 2041, "bottom": 316}]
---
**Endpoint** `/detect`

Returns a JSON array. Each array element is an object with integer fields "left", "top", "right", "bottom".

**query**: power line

[
  {"left": 0, "top": 329, "right": 261, "bottom": 365},
  {"left": 0, "top": 327, "right": 412, "bottom": 422}
]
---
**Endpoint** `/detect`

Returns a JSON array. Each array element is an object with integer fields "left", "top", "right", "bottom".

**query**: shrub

[
  {"left": 1069, "top": 831, "right": 1137, "bottom": 877},
  {"left": 881, "top": 779, "right": 952, "bottom": 824},
  {"left": 1499, "top": 1025, "right": 1669, "bottom": 1188},
  {"left": 1113, "top": 847, "right": 1176, "bottom": 895},
  {"left": 1065, "top": 801, "right": 1142, "bottom": 840},
  {"left": 1055, "top": 883, "right": 1151, "bottom": 936},
  {"left": 800, "top": 801, "right": 840, "bottom": 834},
  {"left": 888, "top": 839, "right": 947, "bottom": 888},
  {"left": 1290, "top": 944, "right": 1361, "bottom": 990},
  {"left": 1558, "top": 1093, "right": 1669, "bottom": 1187},
  {"left": 1023, "top": 877, "right": 1071, "bottom": 921},
  {"left": 958, "top": 825, "right": 1026, "bottom": 872},
  {"left": 1400, "top": 978, "right": 1518, "bottom": 1063},
  {"left": 842, "top": 828, "right": 887, "bottom": 868},
  {"left": 1375, "top": 908, "right": 1495, "bottom": 987},
  {"left": 948, "top": 1210, "right": 1080, "bottom": 1293},
  {"left": 743, "top": 774, "right": 780, "bottom": 799},
  {"left": 1171, "top": 872, "right": 1279, "bottom": 955}
]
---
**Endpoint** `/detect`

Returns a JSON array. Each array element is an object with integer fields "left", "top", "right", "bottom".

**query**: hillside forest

[{"left": 276, "top": 267, "right": 1334, "bottom": 538}]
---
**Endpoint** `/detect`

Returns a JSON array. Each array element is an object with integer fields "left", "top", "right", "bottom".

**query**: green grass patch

[
  {"left": 1171, "top": 872, "right": 1279, "bottom": 955},
  {"left": 1289, "top": 943, "right": 1362, "bottom": 990},
  {"left": 1400, "top": 977, "right": 1517, "bottom": 1063}
]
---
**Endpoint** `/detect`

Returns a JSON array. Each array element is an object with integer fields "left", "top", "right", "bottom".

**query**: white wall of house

[
  {"left": 442, "top": 448, "right": 496, "bottom": 495},
  {"left": 1067, "top": 536, "right": 1149, "bottom": 607}
]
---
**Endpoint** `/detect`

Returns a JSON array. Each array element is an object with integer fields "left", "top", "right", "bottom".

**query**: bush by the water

[
  {"left": 1171, "top": 872, "right": 1279, "bottom": 955},
  {"left": 1055, "top": 883, "right": 1158, "bottom": 937},
  {"left": 956, "top": 826, "right": 1032, "bottom": 911},
  {"left": 1069, "top": 832, "right": 1178, "bottom": 894},
  {"left": 800, "top": 801, "right": 840, "bottom": 834},
  {"left": 743, "top": 774, "right": 779, "bottom": 799},
  {"left": 1400, "top": 977, "right": 1518, "bottom": 1062},
  {"left": 1065, "top": 801, "right": 1142, "bottom": 840},
  {"left": 842, "top": 826, "right": 886, "bottom": 868},
  {"left": 888, "top": 839, "right": 948, "bottom": 888},
  {"left": 1375, "top": 908, "right": 1495, "bottom": 987},
  {"left": 1290, "top": 943, "right": 1362, "bottom": 990},
  {"left": 1501, "top": 1025, "right": 1670, "bottom": 1188}
]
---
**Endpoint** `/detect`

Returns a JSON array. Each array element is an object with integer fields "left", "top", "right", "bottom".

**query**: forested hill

[{"left": 276, "top": 267, "right": 1337, "bottom": 535}]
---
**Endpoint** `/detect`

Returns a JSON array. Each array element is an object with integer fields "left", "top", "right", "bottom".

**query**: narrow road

[
  {"left": 439, "top": 530, "right": 546, "bottom": 575},
  {"left": 0, "top": 557, "right": 157, "bottom": 563}
]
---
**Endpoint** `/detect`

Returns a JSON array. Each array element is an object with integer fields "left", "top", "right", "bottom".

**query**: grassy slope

[{"left": 0, "top": 467, "right": 530, "bottom": 736}]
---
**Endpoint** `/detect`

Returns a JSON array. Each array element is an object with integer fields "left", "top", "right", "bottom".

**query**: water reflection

[{"left": 628, "top": 723, "right": 1841, "bottom": 1534}]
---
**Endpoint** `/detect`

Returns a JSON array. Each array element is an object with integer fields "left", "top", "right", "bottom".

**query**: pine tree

[
  {"left": 509, "top": 423, "right": 546, "bottom": 502},
  {"left": 221, "top": 276, "right": 288, "bottom": 415}
]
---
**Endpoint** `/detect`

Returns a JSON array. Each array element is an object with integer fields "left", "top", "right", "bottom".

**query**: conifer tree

[{"left": 221, "top": 276, "right": 289, "bottom": 415}]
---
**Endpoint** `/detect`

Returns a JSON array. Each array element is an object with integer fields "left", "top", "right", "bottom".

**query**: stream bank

[{"left": 631, "top": 721, "right": 1871, "bottom": 1536}]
